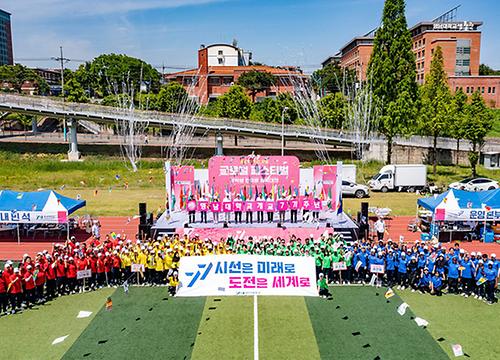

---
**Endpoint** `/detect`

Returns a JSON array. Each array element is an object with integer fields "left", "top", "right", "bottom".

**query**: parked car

[
  {"left": 449, "top": 177, "right": 499, "bottom": 191},
  {"left": 342, "top": 180, "right": 369, "bottom": 198}
]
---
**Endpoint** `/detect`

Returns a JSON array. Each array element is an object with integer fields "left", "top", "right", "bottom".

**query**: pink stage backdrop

[
  {"left": 178, "top": 227, "right": 329, "bottom": 243},
  {"left": 313, "top": 165, "right": 339, "bottom": 197},
  {"left": 172, "top": 166, "right": 195, "bottom": 210},
  {"left": 208, "top": 155, "right": 300, "bottom": 196}
]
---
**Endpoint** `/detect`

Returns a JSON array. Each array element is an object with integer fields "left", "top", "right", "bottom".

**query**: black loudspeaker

[
  {"left": 139, "top": 203, "right": 147, "bottom": 225},
  {"left": 223, "top": 222, "right": 228, "bottom": 228},
  {"left": 361, "top": 202, "right": 369, "bottom": 219},
  {"left": 326, "top": 222, "right": 331, "bottom": 228},
  {"left": 184, "top": 223, "right": 189, "bottom": 228},
  {"left": 277, "top": 222, "right": 282, "bottom": 228}
]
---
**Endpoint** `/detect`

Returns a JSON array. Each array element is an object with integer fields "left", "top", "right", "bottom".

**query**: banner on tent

[
  {"left": 0, "top": 210, "right": 67, "bottom": 224},
  {"left": 177, "top": 255, "right": 317, "bottom": 297},
  {"left": 438, "top": 209, "right": 500, "bottom": 221}
]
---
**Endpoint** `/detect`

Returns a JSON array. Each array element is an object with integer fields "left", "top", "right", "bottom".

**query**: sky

[{"left": 3, "top": 0, "right": 500, "bottom": 73}]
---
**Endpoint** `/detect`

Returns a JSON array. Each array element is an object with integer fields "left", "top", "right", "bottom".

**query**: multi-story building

[
  {"left": 166, "top": 43, "right": 303, "bottom": 104},
  {"left": 0, "top": 9, "right": 13, "bottom": 65},
  {"left": 326, "top": 8, "right": 500, "bottom": 107}
]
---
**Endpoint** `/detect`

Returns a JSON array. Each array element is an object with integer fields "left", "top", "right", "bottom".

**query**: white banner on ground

[
  {"left": 77, "top": 269, "right": 92, "bottom": 279},
  {"left": 177, "top": 255, "right": 317, "bottom": 297}
]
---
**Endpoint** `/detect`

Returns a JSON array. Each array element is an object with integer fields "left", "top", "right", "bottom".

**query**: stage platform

[{"left": 152, "top": 211, "right": 359, "bottom": 241}]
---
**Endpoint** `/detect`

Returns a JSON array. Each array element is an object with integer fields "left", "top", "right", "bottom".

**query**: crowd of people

[{"left": 0, "top": 231, "right": 498, "bottom": 316}]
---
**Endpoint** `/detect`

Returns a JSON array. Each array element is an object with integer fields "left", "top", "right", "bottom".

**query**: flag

[
  {"left": 179, "top": 187, "right": 185, "bottom": 209},
  {"left": 482, "top": 203, "right": 492, "bottom": 212},
  {"left": 476, "top": 277, "right": 487, "bottom": 286},
  {"left": 384, "top": 288, "right": 395, "bottom": 299}
]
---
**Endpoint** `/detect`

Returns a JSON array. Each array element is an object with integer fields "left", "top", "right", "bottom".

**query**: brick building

[
  {"left": 165, "top": 43, "right": 303, "bottom": 104},
  {"left": 0, "top": 9, "right": 13, "bottom": 65},
  {"left": 327, "top": 11, "right": 499, "bottom": 107}
]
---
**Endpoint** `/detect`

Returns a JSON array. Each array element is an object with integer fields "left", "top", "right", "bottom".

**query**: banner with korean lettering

[
  {"left": 0, "top": 210, "right": 67, "bottom": 224},
  {"left": 177, "top": 255, "right": 317, "bottom": 297},
  {"left": 208, "top": 155, "right": 299, "bottom": 196}
]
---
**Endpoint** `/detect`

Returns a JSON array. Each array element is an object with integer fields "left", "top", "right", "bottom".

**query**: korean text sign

[{"left": 177, "top": 255, "right": 317, "bottom": 297}]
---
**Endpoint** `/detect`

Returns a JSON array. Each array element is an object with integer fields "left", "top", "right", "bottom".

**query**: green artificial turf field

[{"left": 1, "top": 286, "right": 498, "bottom": 359}]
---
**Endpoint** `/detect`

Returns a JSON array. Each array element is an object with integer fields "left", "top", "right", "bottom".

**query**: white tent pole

[
  {"left": 17, "top": 224, "right": 20, "bottom": 245},
  {"left": 67, "top": 221, "right": 70, "bottom": 241}
]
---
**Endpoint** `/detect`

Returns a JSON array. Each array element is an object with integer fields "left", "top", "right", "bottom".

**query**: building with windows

[
  {"left": 325, "top": 7, "right": 499, "bottom": 107},
  {"left": 166, "top": 43, "right": 303, "bottom": 104},
  {"left": 0, "top": 9, "right": 13, "bottom": 65}
]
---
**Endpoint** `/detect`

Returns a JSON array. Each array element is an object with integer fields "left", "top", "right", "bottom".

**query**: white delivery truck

[{"left": 368, "top": 164, "right": 427, "bottom": 192}]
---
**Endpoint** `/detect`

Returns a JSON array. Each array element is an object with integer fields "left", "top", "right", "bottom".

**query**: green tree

[
  {"left": 479, "top": 64, "right": 500, "bottom": 76},
  {"left": 65, "top": 77, "right": 88, "bottom": 103},
  {"left": 318, "top": 92, "right": 347, "bottom": 128},
  {"left": 135, "top": 93, "right": 158, "bottom": 111},
  {"left": 237, "top": 70, "right": 275, "bottom": 102},
  {"left": 462, "top": 91, "right": 493, "bottom": 177},
  {"left": 157, "top": 82, "right": 189, "bottom": 113},
  {"left": 418, "top": 46, "right": 453, "bottom": 175},
  {"left": 74, "top": 54, "right": 161, "bottom": 97},
  {"left": 0, "top": 64, "right": 49, "bottom": 95},
  {"left": 312, "top": 64, "right": 357, "bottom": 96},
  {"left": 215, "top": 85, "right": 252, "bottom": 119},
  {"left": 250, "top": 93, "right": 297, "bottom": 124},
  {"left": 367, "top": 0, "right": 418, "bottom": 164},
  {"left": 450, "top": 88, "right": 468, "bottom": 165}
]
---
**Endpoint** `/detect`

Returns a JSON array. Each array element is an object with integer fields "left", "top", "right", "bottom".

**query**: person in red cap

[
  {"left": 0, "top": 269, "right": 8, "bottom": 315},
  {"left": 8, "top": 268, "right": 23, "bottom": 313},
  {"left": 76, "top": 254, "right": 89, "bottom": 291},
  {"left": 23, "top": 265, "right": 36, "bottom": 307},
  {"left": 34, "top": 263, "right": 46, "bottom": 303},
  {"left": 45, "top": 256, "right": 57, "bottom": 299},
  {"left": 55, "top": 256, "right": 67, "bottom": 295},
  {"left": 66, "top": 257, "right": 77, "bottom": 293}
]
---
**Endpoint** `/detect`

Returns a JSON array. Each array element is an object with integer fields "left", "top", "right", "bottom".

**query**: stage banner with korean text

[
  {"left": 208, "top": 155, "right": 300, "bottom": 196},
  {"left": 177, "top": 255, "right": 317, "bottom": 297}
]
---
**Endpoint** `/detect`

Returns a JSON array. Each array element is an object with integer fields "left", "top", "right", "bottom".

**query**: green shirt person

[{"left": 317, "top": 273, "right": 331, "bottom": 298}]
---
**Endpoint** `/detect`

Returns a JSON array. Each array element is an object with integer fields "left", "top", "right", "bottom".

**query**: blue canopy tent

[
  {"left": 418, "top": 188, "right": 500, "bottom": 242},
  {"left": 0, "top": 190, "right": 86, "bottom": 242},
  {"left": 418, "top": 188, "right": 500, "bottom": 221}
]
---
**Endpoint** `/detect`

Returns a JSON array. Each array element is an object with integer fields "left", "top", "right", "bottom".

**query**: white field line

[{"left": 254, "top": 295, "right": 259, "bottom": 360}]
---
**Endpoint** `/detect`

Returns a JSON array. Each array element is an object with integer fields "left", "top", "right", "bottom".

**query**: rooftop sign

[{"left": 433, "top": 21, "right": 475, "bottom": 31}]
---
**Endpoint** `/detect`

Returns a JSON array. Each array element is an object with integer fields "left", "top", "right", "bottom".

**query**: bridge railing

[{"left": 0, "top": 93, "right": 373, "bottom": 144}]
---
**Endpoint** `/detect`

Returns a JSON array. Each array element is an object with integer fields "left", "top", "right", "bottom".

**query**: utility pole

[{"left": 52, "top": 46, "right": 70, "bottom": 141}]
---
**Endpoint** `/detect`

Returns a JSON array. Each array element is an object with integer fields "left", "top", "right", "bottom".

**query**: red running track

[{"left": 0, "top": 216, "right": 497, "bottom": 260}]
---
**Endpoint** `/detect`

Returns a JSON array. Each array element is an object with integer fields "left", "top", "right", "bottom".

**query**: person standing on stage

[
  {"left": 188, "top": 195, "right": 196, "bottom": 224},
  {"left": 279, "top": 193, "right": 287, "bottom": 224},
  {"left": 266, "top": 193, "right": 274, "bottom": 223},
  {"left": 223, "top": 193, "right": 232, "bottom": 224},
  {"left": 245, "top": 197, "right": 253, "bottom": 224},
  {"left": 290, "top": 194, "right": 298, "bottom": 223},
  {"left": 257, "top": 193, "right": 265, "bottom": 224},
  {"left": 212, "top": 195, "right": 220, "bottom": 224},
  {"left": 234, "top": 193, "right": 243, "bottom": 224},
  {"left": 199, "top": 194, "right": 208, "bottom": 223}
]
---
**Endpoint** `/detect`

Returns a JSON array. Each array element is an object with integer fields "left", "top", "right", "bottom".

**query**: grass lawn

[
  {"left": 1, "top": 285, "right": 498, "bottom": 359},
  {"left": 63, "top": 287, "right": 205, "bottom": 360},
  {"left": 0, "top": 288, "right": 114, "bottom": 360},
  {"left": 398, "top": 288, "right": 500, "bottom": 359},
  {"left": 0, "top": 151, "right": 499, "bottom": 217}
]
